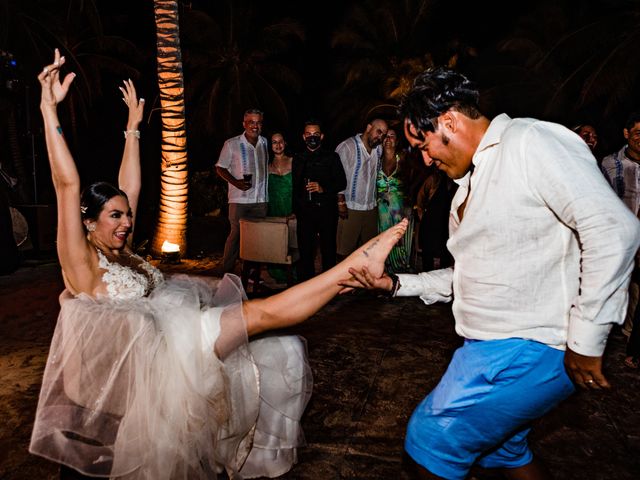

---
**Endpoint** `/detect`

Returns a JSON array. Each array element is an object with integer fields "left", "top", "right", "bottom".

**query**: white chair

[{"left": 239, "top": 216, "right": 299, "bottom": 292}]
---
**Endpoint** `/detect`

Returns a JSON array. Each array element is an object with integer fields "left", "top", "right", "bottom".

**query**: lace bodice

[{"left": 97, "top": 249, "right": 164, "bottom": 300}]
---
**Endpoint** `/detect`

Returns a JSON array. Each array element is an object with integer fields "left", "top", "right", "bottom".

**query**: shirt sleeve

[
  {"left": 396, "top": 268, "right": 453, "bottom": 305},
  {"left": 215, "top": 140, "right": 232, "bottom": 169},
  {"left": 524, "top": 122, "right": 640, "bottom": 356},
  {"left": 335, "top": 141, "right": 351, "bottom": 196}
]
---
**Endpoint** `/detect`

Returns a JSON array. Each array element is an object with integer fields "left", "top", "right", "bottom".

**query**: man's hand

[
  {"left": 564, "top": 348, "right": 610, "bottom": 390},
  {"left": 338, "top": 266, "right": 393, "bottom": 294},
  {"left": 228, "top": 177, "right": 250, "bottom": 191},
  {"left": 338, "top": 203, "right": 348, "bottom": 219},
  {"left": 306, "top": 181, "right": 324, "bottom": 193},
  {"left": 338, "top": 194, "right": 348, "bottom": 219}
]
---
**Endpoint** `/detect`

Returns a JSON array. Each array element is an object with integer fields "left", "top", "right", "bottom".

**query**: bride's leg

[{"left": 245, "top": 219, "right": 408, "bottom": 336}]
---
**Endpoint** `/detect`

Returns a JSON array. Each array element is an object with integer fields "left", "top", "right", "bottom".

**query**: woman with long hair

[{"left": 29, "top": 50, "right": 407, "bottom": 480}]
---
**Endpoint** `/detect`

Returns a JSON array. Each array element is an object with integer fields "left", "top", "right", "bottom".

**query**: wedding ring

[{"left": 586, "top": 379, "right": 594, "bottom": 384}]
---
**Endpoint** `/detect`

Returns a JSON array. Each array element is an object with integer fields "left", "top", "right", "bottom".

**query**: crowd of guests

[
  {"left": 23, "top": 47, "right": 640, "bottom": 480},
  {"left": 215, "top": 111, "right": 456, "bottom": 285},
  {"left": 216, "top": 109, "right": 640, "bottom": 373}
]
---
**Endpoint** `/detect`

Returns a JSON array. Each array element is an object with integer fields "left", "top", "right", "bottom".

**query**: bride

[{"left": 29, "top": 49, "right": 408, "bottom": 480}]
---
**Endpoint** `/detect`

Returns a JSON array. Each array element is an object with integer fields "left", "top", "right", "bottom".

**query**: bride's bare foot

[{"left": 346, "top": 218, "right": 408, "bottom": 279}]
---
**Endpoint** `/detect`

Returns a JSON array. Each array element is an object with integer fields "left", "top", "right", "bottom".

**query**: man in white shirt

[
  {"left": 341, "top": 68, "right": 640, "bottom": 480},
  {"left": 600, "top": 111, "right": 640, "bottom": 337},
  {"left": 216, "top": 109, "right": 269, "bottom": 273},
  {"left": 335, "top": 119, "right": 388, "bottom": 258}
]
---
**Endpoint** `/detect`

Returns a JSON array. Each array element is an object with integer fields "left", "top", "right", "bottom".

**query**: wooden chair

[{"left": 239, "top": 216, "right": 299, "bottom": 293}]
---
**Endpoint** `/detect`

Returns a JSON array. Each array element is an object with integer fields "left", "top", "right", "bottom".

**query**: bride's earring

[{"left": 87, "top": 223, "right": 96, "bottom": 232}]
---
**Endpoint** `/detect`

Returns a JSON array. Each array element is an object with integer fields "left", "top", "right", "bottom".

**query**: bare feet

[
  {"left": 345, "top": 218, "right": 408, "bottom": 279},
  {"left": 624, "top": 356, "right": 639, "bottom": 369}
]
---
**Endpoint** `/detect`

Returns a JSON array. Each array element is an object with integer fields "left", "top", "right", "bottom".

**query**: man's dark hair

[
  {"left": 399, "top": 67, "right": 482, "bottom": 134},
  {"left": 624, "top": 111, "right": 640, "bottom": 131},
  {"left": 303, "top": 118, "right": 323, "bottom": 131}
]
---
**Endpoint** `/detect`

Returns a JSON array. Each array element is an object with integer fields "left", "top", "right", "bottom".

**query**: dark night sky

[{"left": 2, "top": 0, "right": 638, "bottom": 226}]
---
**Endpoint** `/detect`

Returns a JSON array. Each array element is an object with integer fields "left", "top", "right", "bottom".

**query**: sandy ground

[{"left": 1, "top": 255, "right": 640, "bottom": 479}]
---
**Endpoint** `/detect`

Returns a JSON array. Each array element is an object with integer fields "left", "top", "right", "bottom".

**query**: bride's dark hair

[{"left": 80, "top": 182, "right": 128, "bottom": 221}]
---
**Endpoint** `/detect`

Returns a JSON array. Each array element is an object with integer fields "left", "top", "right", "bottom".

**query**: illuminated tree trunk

[{"left": 151, "top": 0, "right": 189, "bottom": 257}]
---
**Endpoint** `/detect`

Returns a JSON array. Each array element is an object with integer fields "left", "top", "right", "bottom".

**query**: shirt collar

[
  {"left": 454, "top": 113, "right": 512, "bottom": 187},
  {"left": 241, "top": 133, "right": 264, "bottom": 148},
  {"left": 474, "top": 113, "right": 511, "bottom": 159}
]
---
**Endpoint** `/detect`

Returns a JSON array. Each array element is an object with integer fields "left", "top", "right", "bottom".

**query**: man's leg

[
  {"left": 405, "top": 339, "right": 574, "bottom": 480},
  {"left": 502, "top": 458, "right": 552, "bottom": 480},
  {"left": 623, "top": 281, "right": 639, "bottom": 336},
  {"left": 318, "top": 206, "right": 338, "bottom": 272},
  {"left": 222, "top": 203, "right": 267, "bottom": 273},
  {"left": 244, "top": 202, "right": 268, "bottom": 219},
  {"left": 336, "top": 209, "right": 361, "bottom": 258},
  {"left": 296, "top": 209, "right": 316, "bottom": 281},
  {"left": 359, "top": 207, "right": 379, "bottom": 246},
  {"left": 222, "top": 203, "right": 241, "bottom": 273}
]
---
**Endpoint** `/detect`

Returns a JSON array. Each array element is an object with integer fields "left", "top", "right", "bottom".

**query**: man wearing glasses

[{"left": 216, "top": 109, "right": 269, "bottom": 273}]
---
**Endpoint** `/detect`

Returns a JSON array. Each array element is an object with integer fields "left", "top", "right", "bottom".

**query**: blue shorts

[{"left": 405, "top": 338, "right": 575, "bottom": 480}]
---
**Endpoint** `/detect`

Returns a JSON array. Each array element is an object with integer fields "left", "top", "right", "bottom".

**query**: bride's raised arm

[
  {"left": 117, "top": 79, "right": 144, "bottom": 237},
  {"left": 37, "top": 49, "right": 93, "bottom": 288}
]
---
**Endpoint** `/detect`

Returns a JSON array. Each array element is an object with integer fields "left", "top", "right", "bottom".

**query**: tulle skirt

[{"left": 30, "top": 274, "right": 312, "bottom": 479}]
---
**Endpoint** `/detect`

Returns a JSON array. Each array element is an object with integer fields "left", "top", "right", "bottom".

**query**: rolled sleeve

[{"left": 397, "top": 268, "right": 453, "bottom": 305}]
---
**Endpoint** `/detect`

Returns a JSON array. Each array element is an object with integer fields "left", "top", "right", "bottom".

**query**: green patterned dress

[
  {"left": 376, "top": 158, "right": 414, "bottom": 273},
  {"left": 267, "top": 172, "right": 293, "bottom": 283}
]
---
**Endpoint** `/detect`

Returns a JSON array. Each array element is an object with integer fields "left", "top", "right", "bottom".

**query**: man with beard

[
  {"left": 292, "top": 120, "right": 346, "bottom": 281},
  {"left": 340, "top": 68, "right": 640, "bottom": 479},
  {"left": 335, "top": 118, "right": 388, "bottom": 258}
]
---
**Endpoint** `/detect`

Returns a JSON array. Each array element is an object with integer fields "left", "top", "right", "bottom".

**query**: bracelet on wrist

[
  {"left": 124, "top": 129, "right": 141, "bottom": 139},
  {"left": 388, "top": 273, "right": 401, "bottom": 297}
]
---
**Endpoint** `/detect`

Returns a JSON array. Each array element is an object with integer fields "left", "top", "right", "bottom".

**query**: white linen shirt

[
  {"left": 601, "top": 145, "right": 640, "bottom": 216},
  {"left": 397, "top": 114, "right": 640, "bottom": 357},
  {"left": 216, "top": 133, "right": 269, "bottom": 204},
  {"left": 336, "top": 135, "right": 381, "bottom": 210}
]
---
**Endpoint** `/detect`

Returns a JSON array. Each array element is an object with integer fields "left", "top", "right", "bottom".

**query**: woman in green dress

[
  {"left": 376, "top": 128, "right": 414, "bottom": 273},
  {"left": 267, "top": 133, "right": 294, "bottom": 283}
]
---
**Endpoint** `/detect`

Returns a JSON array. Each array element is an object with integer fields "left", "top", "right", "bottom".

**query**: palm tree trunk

[{"left": 151, "top": 0, "right": 189, "bottom": 257}]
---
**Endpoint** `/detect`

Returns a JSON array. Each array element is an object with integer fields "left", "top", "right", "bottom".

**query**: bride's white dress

[{"left": 29, "top": 251, "right": 313, "bottom": 479}]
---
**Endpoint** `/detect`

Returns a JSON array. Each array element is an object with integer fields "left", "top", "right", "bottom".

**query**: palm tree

[
  {"left": 178, "top": 0, "right": 305, "bottom": 165},
  {"left": 328, "top": 0, "right": 468, "bottom": 136},
  {"left": 0, "top": 0, "right": 142, "bottom": 203},
  {"left": 150, "top": 0, "right": 189, "bottom": 257},
  {"left": 536, "top": 1, "right": 640, "bottom": 124}
]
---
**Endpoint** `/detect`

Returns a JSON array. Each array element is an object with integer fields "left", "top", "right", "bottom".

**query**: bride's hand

[
  {"left": 37, "top": 48, "right": 75, "bottom": 109},
  {"left": 119, "top": 79, "right": 145, "bottom": 130}
]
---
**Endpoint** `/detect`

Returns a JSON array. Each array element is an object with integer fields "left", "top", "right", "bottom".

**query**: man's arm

[
  {"left": 215, "top": 166, "right": 249, "bottom": 191},
  {"left": 339, "top": 266, "right": 453, "bottom": 305},
  {"left": 335, "top": 142, "right": 351, "bottom": 218},
  {"left": 527, "top": 123, "right": 640, "bottom": 388},
  {"left": 215, "top": 141, "right": 250, "bottom": 191}
]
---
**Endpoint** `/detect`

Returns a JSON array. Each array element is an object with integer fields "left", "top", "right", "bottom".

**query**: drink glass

[
  {"left": 305, "top": 178, "right": 313, "bottom": 201},
  {"left": 243, "top": 173, "right": 253, "bottom": 188}
]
